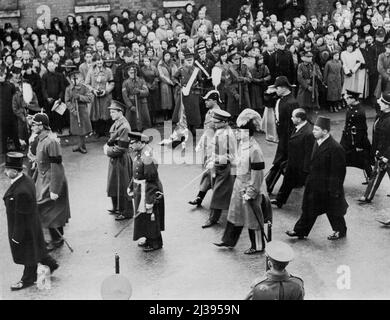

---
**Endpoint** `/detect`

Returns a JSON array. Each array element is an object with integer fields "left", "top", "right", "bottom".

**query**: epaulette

[
  {"left": 251, "top": 276, "right": 268, "bottom": 288},
  {"left": 289, "top": 274, "right": 304, "bottom": 284}
]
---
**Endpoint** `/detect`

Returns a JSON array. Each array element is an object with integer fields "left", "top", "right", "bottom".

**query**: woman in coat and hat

[
  {"left": 214, "top": 109, "right": 269, "bottom": 254},
  {"left": 3, "top": 152, "right": 58, "bottom": 290},
  {"left": 157, "top": 51, "right": 177, "bottom": 120},
  {"left": 324, "top": 50, "right": 344, "bottom": 112},
  {"left": 30, "top": 113, "right": 71, "bottom": 251},
  {"left": 65, "top": 70, "right": 94, "bottom": 153}
]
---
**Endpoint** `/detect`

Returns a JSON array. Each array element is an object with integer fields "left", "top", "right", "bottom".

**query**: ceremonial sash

[{"left": 182, "top": 67, "right": 200, "bottom": 96}]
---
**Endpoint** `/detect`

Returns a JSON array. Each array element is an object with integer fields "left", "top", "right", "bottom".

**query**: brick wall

[{"left": 0, "top": 0, "right": 221, "bottom": 28}]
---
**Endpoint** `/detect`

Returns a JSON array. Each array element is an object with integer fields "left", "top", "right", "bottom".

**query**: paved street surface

[{"left": 1, "top": 107, "right": 390, "bottom": 300}]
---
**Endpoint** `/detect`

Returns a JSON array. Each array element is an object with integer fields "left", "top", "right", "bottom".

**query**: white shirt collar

[
  {"left": 295, "top": 120, "right": 307, "bottom": 132},
  {"left": 317, "top": 133, "right": 330, "bottom": 146},
  {"left": 11, "top": 173, "right": 23, "bottom": 185}
]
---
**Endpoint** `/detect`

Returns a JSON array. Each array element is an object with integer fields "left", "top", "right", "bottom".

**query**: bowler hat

[
  {"left": 266, "top": 241, "right": 294, "bottom": 263},
  {"left": 5, "top": 152, "right": 24, "bottom": 170},
  {"left": 314, "top": 116, "right": 331, "bottom": 132}
]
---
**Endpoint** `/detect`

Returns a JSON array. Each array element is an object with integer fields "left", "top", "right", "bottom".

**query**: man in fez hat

[
  {"left": 104, "top": 100, "right": 134, "bottom": 220},
  {"left": 3, "top": 152, "right": 58, "bottom": 291},
  {"left": 286, "top": 116, "right": 349, "bottom": 241}
]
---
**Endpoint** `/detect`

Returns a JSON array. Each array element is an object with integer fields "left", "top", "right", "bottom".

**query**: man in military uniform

[
  {"left": 340, "top": 89, "right": 373, "bottom": 183},
  {"left": 31, "top": 113, "right": 71, "bottom": 251},
  {"left": 202, "top": 109, "right": 236, "bottom": 228},
  {"left": 189, "top": 90, "right": 221, "bottom": 207},
  {"left": 128, "top": 132, "right": 165, "bottom": 252},
  {"left": 359, "top": 92, "right": 390, "bottom": 204},
  {"left": 173, "top": 48, "right": 203, "bottom": 137},
  {"left": 104, "top": 100, "right": 134, "bottom": 221},
  {"left": 245, "top": 241, "right": 304, "bottom": 300},
  {"left": 3, "top": 152, "right": 58, "bottom": 291},
  {"left": 286, "top": 117, "right": 348, "bottom": 240}
]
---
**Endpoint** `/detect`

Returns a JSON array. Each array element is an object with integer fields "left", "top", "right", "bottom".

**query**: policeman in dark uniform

[
  {"left": 340, "top": 89, "right": 373, "bottom": 183},
  {"left": 245, "top": 241, "right": 304, "bottom": 300},
  {"left": 359, "top": 92, "right": 390, "bottom": 204}
]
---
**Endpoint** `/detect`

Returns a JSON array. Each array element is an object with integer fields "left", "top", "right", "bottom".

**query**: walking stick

[{"left": 53, "top": 228, "right": 74, "bottom": 253}]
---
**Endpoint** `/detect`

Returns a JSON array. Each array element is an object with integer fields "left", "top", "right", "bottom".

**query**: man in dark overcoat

[
  {"left": 268, "top": 36, "right": 295, "bottom": 85},
  {"left": 286, "top": 116, "right": 349, "bottom": 241},
  {"left": 3, "top": 152, "right": 58, "bottom": 291},
  {"left": 31, "top": 113, "right": 71, "bottom": 251},
  {"left": 265, "top": 76, "right": 298, "bottom": 194},
  {"left": 104, "top": 100, "right": 134, "bottom": 221},
  {"left": 271, "top": 108, "right": 314, "bottom": 208},
  {"left": 340, "top": 90, "right": 373, "bottom": 182},
  {"left": 359, "top": 92, "right": 390, "bottom": 203},
  {"left": 128, "top": 132, "right": 165, "bottom": 252}
]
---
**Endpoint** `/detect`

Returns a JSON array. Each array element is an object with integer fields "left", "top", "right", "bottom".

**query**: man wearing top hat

[
  {"left": 189, "top": 90, "right": 221, "bottom": 207},
  {"left": 172, "top": 48, "right": 203, "bottom": 136},
  {"left": 65, "top": 69, "right": 94, "bottom": 154},
  {"left": 286, "top": 116, "right": 349, "bottom": 241},
  {"left": 202, "top": 109, "right": 236, "bottom": 228},
  {"left": 359, "top": 92, "right": 390, "bottom": 204},
  {"left": 104, "top": 100, "right": 134, "bottom": 221},
  {"left": 265, "top": 76, "right": 298, "bottom": 194},
  {"left": 268, "top": 36, "right": 295, "bottom": 85},
  {"left": 3, "top": 152, "right": 59, "bottom": 291},
  {"left": 245, "top": 241, "right": 304, "bottom": 300},
  {"left": 31, "top": 113, "right": 71, "bottom": 251},
  {"left": 128, "top": 132, "right": 165, "bottom": 252},
  {"left": 341, "top": 89, "right": 373, "bottom": 183}
]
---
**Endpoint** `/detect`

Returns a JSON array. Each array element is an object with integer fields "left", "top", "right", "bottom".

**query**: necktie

[{"left": 311, "top": 141, "right": 319, "bottom": 160}]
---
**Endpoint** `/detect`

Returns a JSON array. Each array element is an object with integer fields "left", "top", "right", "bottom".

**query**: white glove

[
  {"left": 382, "top": 157, "right": 388, "bottom": 163},
  {"left": 243, "top": 193, "right": 251, "bottom": 201},
  {"left": 206, "top": 161, "right": 214, "bottom": 170},
  {"left": 103, "top": 144, "right": 108, "bottom": 155},
  {"left": 50, "top": 192, "right": 59, "bottom": 201}
]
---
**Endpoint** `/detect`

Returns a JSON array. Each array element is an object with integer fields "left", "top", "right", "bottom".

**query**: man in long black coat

[
  {"left": 266, "top": 76, "right": 298, "bottom": 194},
  {"left": 0, "top": 69, "right": 19, "bottom": 152},
  {"left": 286, "top": 117, "right": 349, "bottom": 241},
  {"left": 268, "top": 36, "right": 296, "bottom": 85},
  {"left": 271, "top": 108, "right": 314, "bottom": 208},
  {"left": 340, "top": 90, "right": 373, "bottom": 182},
  {"left": 3, "top": 152, "right": 58, "bottom": 291}
]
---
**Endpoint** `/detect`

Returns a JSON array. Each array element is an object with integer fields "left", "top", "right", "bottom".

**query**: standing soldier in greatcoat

[
  {"left": 3, "top": 152, "right": 59, "bottom": 291},
  {"left": 65, "top": 70, "right": 94, "bottom": 153},
  {"left": 128, "top": 132, "right": 165, "bottom": 252},
  {"left": 202, "top": 109, "right": 236, "bottom": 229},
  {"left": 359, "top": 92, "right": 390, "bottom": 204},
  {"left": 122, "top": 65, "right": 151, "bottom": 132},
  {"left": 340, "top": 90, "right": 373, "bottom": 183},
  {"left": 286, "top": 117, "right": 349, "bottom": 241},
  {"left": 31, "top": 113, "right": 71, "bottom": 251},
  {"left": 103, "top": 101, "right": 134, "bottom": 221}
]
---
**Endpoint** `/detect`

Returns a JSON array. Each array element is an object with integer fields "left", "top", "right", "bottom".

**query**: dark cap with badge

[
  {"left": 5, "top": 152, "right": 24, "bottom": 171},
  {"left": 32, "top": 113, "right": 50, "bottom": 128},
  {"left": 314, "top": 116, "right": 331, "bottom": 132},
  {"left": 345, "top": 89, "right": 360, "bottom": 99},
  {"left": 378, "top": 92, "right": 390, "bottom": 105},
  {"left": 182, "top": 48, "right": 194, "bottom": 59},
  {"left": 128, "top": 132, "right": 150, "bottom": 143},
  {"left": 212, "top": 109, "right": 231, "bottom": 121}
]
